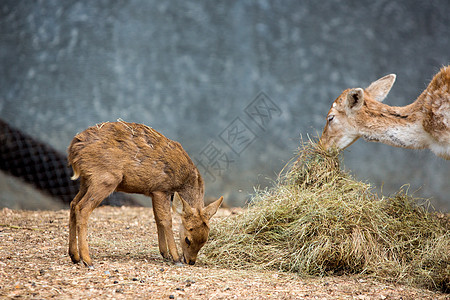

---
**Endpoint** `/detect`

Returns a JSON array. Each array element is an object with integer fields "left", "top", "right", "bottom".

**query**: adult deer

[
  {"left": 320, "top": 66, "right": 450, "bottom": 159},
  {"left": 68, "top": 121, "right": 223, "bottom": 267}
]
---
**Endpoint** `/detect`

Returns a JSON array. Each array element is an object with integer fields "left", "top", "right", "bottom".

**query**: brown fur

[
  {"left": 67, "top": 121, "right": 223, "bottom": 267},
  {"left": 320, "top": 66, "right": 450, "bottom": 159}
]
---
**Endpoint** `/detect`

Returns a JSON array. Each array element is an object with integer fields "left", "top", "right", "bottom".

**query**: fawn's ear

[
  {"left": 346, "top": 88, "right": 364, "bottom": 111},
  {"left": 172, "top": 192, "right": 193, "bottom": 216},
  {"left": 365, "top": 74, "right": 396, "bottom": 102},
  {"left": 203, "top": 196, "right": 224, "bottom": 220}
]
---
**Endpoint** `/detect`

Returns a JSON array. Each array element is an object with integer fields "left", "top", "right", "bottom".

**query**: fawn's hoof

[
  {"left": 160, "top": 251, "right": 170, "bottom": 260},
  {"left": 82, "top": 259, "right": 94, "bottom": 269},
  {"left": 69, "top": 253, "right": 80, "bottom": 264}
]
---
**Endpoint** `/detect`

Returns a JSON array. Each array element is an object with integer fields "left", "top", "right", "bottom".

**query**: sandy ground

[{"left": 0, "top": 206, "right": 447, "bottom": 299}]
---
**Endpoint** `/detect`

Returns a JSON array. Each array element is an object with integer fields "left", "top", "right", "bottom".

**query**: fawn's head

[
  {"left": 320, "top": 73, "right": 396, "bottom": 150},
  {"left": 172, "top": 192, "right": 223, "bottom": 265}
]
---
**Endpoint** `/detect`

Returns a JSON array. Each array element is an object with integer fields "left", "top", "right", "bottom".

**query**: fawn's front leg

[{"left": 152, "top": 191, "right": 180, "bottom": 263}]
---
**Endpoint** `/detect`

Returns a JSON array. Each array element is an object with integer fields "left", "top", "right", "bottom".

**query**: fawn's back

[{"left": 68, "top": 121, "right": 196, "bottom": 194}]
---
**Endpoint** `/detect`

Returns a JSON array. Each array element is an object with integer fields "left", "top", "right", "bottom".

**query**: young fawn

[
  {"left": 320, "top": 66, "right": 450, "bottom": 159},
  {"left": 67, "top": 121, "right": 223, "bottom": 267}
]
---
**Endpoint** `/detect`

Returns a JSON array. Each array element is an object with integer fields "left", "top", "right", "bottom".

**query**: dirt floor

[{"left": 0, "top": 206, "right": 448, "bottom": 299}]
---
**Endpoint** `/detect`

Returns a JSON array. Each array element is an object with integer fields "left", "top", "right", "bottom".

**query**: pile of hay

[{"left": 203, "top": 142, "right": 449, "bottom": 292}]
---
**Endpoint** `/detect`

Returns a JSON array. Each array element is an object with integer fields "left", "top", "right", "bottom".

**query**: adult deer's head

[{"left": 320, "top": 74, "right": 396, "bottom": 150}]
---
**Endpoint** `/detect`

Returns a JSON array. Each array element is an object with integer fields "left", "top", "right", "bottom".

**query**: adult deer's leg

[
  {"left": 68, "top": 179, "right": 87, "bottom": 263},
  {"left": 152, "top": 191, "right": 180, "bottom": 262},
  {"left": 75, "top": 174, "right": 120, "bottom": 267}
]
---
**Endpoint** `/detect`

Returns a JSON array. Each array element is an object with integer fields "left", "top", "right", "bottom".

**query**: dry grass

[{"left": 203, "top": 141, "right": 449, "bottom": 293}]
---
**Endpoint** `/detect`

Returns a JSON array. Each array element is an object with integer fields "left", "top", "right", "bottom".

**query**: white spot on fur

[{"left": 430, "top": 143, "right": 450, "bottom": 159}]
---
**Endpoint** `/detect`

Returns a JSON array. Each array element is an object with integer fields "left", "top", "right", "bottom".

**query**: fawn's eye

[
  {"left": 185, "top": 237, "right": 191, "bottom": 246},
  {"left": 327, "top": 115, "right": 335, "bottom": 122}
]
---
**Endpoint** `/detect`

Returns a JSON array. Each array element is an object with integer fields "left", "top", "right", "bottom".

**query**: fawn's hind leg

[
  {"left": 75, "top": 173, "right": 121, "bottom": 267},
  {"left": 68, "top": 180, "right": 87, "bottom": 263}
]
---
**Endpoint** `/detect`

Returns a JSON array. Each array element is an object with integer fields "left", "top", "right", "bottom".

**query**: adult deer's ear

[
  {"left": 346, "top": 88, "right": 364, "bottom": 111},
  {"left": 366, "top": 74, "right": 396, "bottom": 102},
  {"left": 203, "top": 196, "right": 224, "bottom": 220},
  {"left": 172, "top": 192, "right": 193, "bottom": 216}
]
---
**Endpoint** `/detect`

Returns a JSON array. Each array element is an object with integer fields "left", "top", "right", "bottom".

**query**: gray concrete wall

[{"left": 1, "top": 0, "right": 449, "bottom": 210}]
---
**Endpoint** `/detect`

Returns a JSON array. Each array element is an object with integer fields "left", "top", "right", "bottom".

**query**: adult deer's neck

[{"left": 357, "top": 99, "right": 429, "bottom": 149}]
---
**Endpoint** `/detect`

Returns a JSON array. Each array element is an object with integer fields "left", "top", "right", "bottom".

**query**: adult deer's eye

[
  {"left": 185, "top": 237, "right": 191, "bottom": 246},
  {"left": 327, "top": 115, "right": 335, "bottom": 122}
]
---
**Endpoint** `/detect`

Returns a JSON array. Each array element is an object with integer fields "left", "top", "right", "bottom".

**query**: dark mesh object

[{"left": 0, "top": 119, "right": 140, "bottom": 207}]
